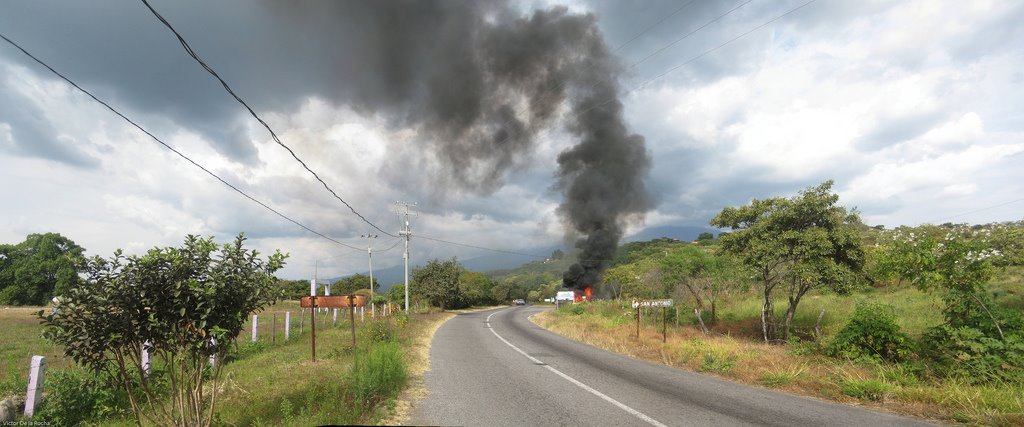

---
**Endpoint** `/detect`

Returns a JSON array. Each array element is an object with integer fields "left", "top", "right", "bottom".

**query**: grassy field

[
  {"left": 0, "top": 306, "right": 71, "bottom": 396},
  {"left": 0, "top": 301, "right": 453, "bottom": 426},
  {"left": 533, "top": 269, "right": 1024, "bottom": 426}
]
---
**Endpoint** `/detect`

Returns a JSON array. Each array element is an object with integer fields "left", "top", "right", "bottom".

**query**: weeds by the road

[
  {"left": 3, "top": 301, "right": 451, "bottom": 426},
  {"left": 534, "top": 301, "right": 1024, "bottom": 426}
]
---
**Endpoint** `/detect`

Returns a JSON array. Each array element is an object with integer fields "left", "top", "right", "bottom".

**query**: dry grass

[
  {"left": 379, "top": 310, "right": 455, "bottom": 425},
  {"left": 533, "top": 306, "right": 1023, "bottom": 426}
]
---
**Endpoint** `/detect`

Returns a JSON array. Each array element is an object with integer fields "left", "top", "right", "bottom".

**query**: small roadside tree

[
  {"left": 39, "top": 234, "right": 286, "bottom": 426},
  {"left": 660, "top": 245, "right": 737, "bottom": 333},
  {"left": 711, "top": 180, "right": 864, "bottom": 342}
]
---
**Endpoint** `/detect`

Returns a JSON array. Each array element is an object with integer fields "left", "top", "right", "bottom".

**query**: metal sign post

[{"left": 632, "top": 299, "right": 674, "bottom": 342}]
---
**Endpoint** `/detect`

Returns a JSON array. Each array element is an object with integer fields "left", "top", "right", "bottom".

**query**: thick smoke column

[
  {"left": 273, "top": 1, "right": 651, "bottom": 286},
  {"left": 556, "top": 51, "right": 653, "bottom": 291}
]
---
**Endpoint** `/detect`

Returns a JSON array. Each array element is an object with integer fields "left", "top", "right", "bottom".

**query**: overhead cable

[
  {"left": 0, "top": 33, "right": 363, "bottom": 252},
  {"left": 140, "top": 0, "right": 396, "bottom": 238}
]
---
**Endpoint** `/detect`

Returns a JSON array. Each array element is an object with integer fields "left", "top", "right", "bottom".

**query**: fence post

[
  {"left": 285, "top": 311, "right": 291, "bottom": 340},
  {"left": 371, "top": 303, "right": 375, "bottom": 319},
  {"left": 209, "top": 338, "right": 217, "bottom": 368},
  {"left": 24, "top": 355, "right": 46, "bottom": 418},
  {"left": 252, "top": 314, "right": 258, "bottom": 342},
  {"left": 360, "top": 306, "right": 365, "bottom": 322},
  {"left": 333, "top": 308, "right": 338, "bottom": 326},
  {"left": 141, "top": 341, "right": 151, "bottom": 376},
  {"left": 272, "top": 313, "right": 277, "bottom": 344}
]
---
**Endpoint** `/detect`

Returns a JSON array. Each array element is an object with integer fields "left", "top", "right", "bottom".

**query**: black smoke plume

[{"left": 272, "top": 1, "right": 652, "bottom": 286}]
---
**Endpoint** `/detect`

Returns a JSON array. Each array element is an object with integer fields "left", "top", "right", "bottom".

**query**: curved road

[{"left": 411, "top": 306, "right": 935, "bottom": 427}]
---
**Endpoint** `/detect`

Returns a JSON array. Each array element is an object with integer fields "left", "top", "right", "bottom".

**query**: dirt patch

[{"left": 379, "top": 310, "right": 455, "bottom": 425}]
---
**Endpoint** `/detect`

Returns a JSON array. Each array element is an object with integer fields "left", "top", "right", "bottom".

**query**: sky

[{"left": 1, "top": 0, "right": 1022, "bottom": 280}]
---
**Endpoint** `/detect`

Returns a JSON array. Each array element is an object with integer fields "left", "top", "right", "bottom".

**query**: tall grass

[{"left": 535, "top": 297, "right": 1024, "bottom": 426}]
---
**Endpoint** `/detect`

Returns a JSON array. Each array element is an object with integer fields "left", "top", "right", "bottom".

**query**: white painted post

[
  {"left": 333, "top": 308, "right": 338, "bottom": 325},
  {"left": 371, "top": 303, "right": 375, "bottom": 319},
  {"left": 24, "top": 356, "right": 45, "bottom": 417},
  {"left": 209, "top": 338, "right": 217, "bottom": 368},
  {"left": 141, "top": 341, "right": 151, "bottom": 376},
  {"left": 285, "top": 311, "right": 291, "bottom": 340},
  {"left": 252, "top": 314, "right": 258, "bottom": 342},
  {"left": 360, "top": 306, "right": 364, "bottom": 322}
]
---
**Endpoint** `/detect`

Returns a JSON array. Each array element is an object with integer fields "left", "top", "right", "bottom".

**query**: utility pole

[
  {"left": 362, "top": 233, "right": 378, "bottom": 298},
  {"left": 395, "top": 201, "right": 416, "bottom": 312}
]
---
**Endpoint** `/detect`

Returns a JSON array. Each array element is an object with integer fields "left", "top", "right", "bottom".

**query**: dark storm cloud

[{"left": 0, "top": 0, "right": 262, "bottom": 164}]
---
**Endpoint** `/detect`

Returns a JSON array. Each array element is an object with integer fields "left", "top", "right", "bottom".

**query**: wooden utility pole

[{"left": 348, "top": 295, "right": 357, "bottom": 348}]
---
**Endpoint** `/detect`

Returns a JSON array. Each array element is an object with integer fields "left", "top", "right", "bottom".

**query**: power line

[
  {"left": 626, "top": 0, "right": 818, "bottom": 95},
  {"left": 629, "top": 0, "right": 754, "bottom": 68},
  {"left": 0, "top": 32, "right": 363, "bottom": 252},
  {"left": 612, "top": 0, "right": 699, "bottom": 53},
  {"left": 927, "top": 198, "right": 1024, "bottom": 224},
  {"left": 414, "top": 235, "right": 547, "bottom": 259},
  {"left": 139, "top": 0, "right": 396, "bottom": 238}
]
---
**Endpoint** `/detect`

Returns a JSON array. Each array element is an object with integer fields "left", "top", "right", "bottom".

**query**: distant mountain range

[{"left": 336, "top": 225, "right": 719, "bottom": 292}]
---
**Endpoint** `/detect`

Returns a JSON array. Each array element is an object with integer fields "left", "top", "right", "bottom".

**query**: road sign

[
  {"left": 632, "top": 299, "right": 673, "bottom": 308},
  {"left": 300, "top": 295, "right": 366, "bottom": 308}
]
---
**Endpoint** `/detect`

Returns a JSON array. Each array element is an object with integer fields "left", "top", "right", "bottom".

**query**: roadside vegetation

[
  {"left": 536, "top": 181, "right": 1023, "bottom": 426},
  {"left": 0, "top": 233, "right": 451, "bottom": 426}
]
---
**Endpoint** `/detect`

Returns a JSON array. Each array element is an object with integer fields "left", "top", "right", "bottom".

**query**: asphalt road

[{"left": 410, "top": 306, "right": 936, "bottom": 427}]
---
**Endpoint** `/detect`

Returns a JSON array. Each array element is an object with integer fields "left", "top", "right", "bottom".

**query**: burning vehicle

[{"left": 573, "top": 285, "right": 592, "bottom": 303}]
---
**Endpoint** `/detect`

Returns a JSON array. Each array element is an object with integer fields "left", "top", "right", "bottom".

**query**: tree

[
  {"left": 39, "top": 234, "right": 286, "bottom": 426},
  {"left": 660, "top": 245, "right": 734, "bottom": 333},
  {"left": 696, "top": 232, "right": 714, "bottom": 243},
  {"left": 550, "top": 249, "right": 565, "bottom": 260},
  {"left": 333, "top": 273, "right": 380, "bottom": 295},
  {"left": 275, "top": 278, "right": 310, "bottom": 300},
  {"left": 385, "top": 284, "right": 405, "bottom": 305},
  {"left": 0, "top": 233, "right": 86, "bottom": 306},
  {"left": 459, "top": 270, "right": 494, "bottom": 306},
  {"left": 711, "top": 181, "right": 864, "bottom": 342},
  {"left": 413, "top": 258, "right": 466, "bottom": 310}
]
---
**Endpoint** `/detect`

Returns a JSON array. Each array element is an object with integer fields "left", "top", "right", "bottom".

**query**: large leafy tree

[
  {"left": 0, "top": 233, "right": 86, "bottom": 306},
  {"left": 459, "top": 270, "right": 495, "bottom": 306},
  {"left": 412, "top": 258, "right": 469, "bottom": 310},
  {"left": 711, "top": 180, "right": 864, "bottom": 342},
  {"left": 333, "top": 273, "right": 380, "bottom": 295},
  {"left": 40, "top": 234, "right": 286, "bottom": 426}
]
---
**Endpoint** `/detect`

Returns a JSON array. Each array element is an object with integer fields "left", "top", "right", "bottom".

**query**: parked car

[{"left": 513, "top": 299, "right": 526, "bottom": 306}]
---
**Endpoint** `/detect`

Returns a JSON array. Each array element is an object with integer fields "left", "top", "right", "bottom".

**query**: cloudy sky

[{"left": 1, "top": 0, "right": 1022, "bottom": 280}]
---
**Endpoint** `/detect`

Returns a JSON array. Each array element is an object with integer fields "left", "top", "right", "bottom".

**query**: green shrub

[
  {"left": 364, "top": 320, "right": 396, "bottom": 343},
  {"left": 35, "top": 369, "right": 129, "bottom": 425},
  {"left": 826, "top": 302, "right": 913, "bottom": 362},
  {"left": 699, "top": 352, "right": 736, "bottom": 374},
  {"left": 920, "top": 325, "right": 1024, "bottom": 383},
  {"left": 841, "top": 378, "right": 889, "bottom": 401},
  {"left": 759, "top": 364, "right": 807, "bottom": 387},
  {"left": 349, "top": 342, "right": 407, "bottom": 411}
]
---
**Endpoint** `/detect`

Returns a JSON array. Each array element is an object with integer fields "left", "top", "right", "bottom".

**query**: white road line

[{"left": 486, "top": 309, "right": 669, "bottom": 427}]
